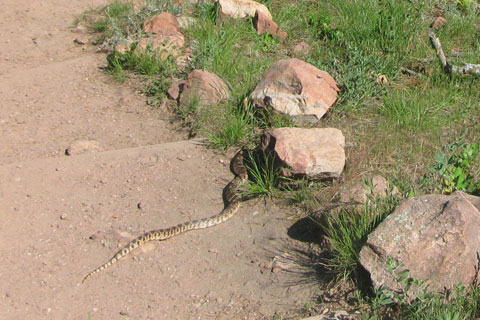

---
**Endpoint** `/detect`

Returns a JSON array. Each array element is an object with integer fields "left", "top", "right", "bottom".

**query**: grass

[{"left": 81, "top": 0, "right": 480, "bottom": 317}]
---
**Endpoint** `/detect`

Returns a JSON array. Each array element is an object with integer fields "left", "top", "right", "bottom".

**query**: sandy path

[{"left": 0, "top": 1, "right": 316, "bottom": 319}]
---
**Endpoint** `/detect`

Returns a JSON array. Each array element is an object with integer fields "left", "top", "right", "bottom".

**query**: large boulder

[
  {"left": 261, "top": 127, "right": 345, "bottom": 179},
  {"left": 250, "top": 58, "right": 339, "bottom": 123},
  {"left": 360, "top": 192, "right": 480, "bottom": 296}
]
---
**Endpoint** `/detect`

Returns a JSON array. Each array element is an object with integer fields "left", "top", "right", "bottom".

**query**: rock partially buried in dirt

[
  {"left": 178, "top": 70, "right": 230, "bottom": 108},
  {"left": 359, "top": 191, "right": 480, "bottom": 298},
  {"left": 339, "top": 175, "right": 399, "bottom": 204},
  {"left": 218, "top": 0, "right": 273, "bottom": 20},
  {"left": 262, "top": 127, "right": 345, "bottom": 179},
  {"left": 250, "top": 58, "right": 339, "bottom": 123},
  {"left": 293, "top": 41, "right": 311, "bottom": 56},
  {"left": 65, "top": 139, "right": 102, "bottom": 156}
]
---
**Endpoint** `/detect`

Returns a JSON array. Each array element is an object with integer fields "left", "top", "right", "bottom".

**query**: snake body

[{"left": 82, "top": 151, "right": 247, "bottom": 283}]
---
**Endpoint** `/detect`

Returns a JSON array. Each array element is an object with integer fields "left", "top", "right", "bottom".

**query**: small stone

[
  {"left": 209, "top": 248, "right": 219, "bottom": 254},
  {"left": 74, "top": 37, "right": 88, "bottom": 45},
  {"left": 432, "top": 16, "right": 446, "bottom": 30},
  {"left": 60, "top": 214, "right": 67, "bottom": 220},
  {"left": 272, "top": 267, "right": 281, "bottom": 273},
  {"left": 119, "top": 311, "right": 129, "bottom": 316},
  {"left": 137, "top": 202, "right": 143, "bottom": 210},
  {"left": 71, "top": 25, "right": 85, "bottom": 33}
]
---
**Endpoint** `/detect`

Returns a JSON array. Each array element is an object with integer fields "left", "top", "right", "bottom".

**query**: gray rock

[
  {"left": 261, "top": 127, "right": 345, "bottom": 179},
  {"left": 359, "top": 191, "right": 480, "bottom": 297},
  {"left": 250, "top": 58, "right": 339, "bottom": 122}
]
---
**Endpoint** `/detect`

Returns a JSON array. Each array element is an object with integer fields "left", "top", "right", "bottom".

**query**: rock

[
  {"left": 65, "top": 140, "right": 102, "bottom": 156},
  {"left": 167, "top": 80, "right": 186, "bottom": 100},
  {"left": 143, "top": 12, "right": 180, "bottom": 35},
  {"left": 74, "top": 37, "right": 88, "bottom": 45},
  {"left": 253, "top": 10, "right": 287, "bottom": 40},
  {"left": 250, "top": 58, "right": 339, "bottom": 122},
  {"left": 178, "top": 70, "right": 230, "bottom": 108},
  {"left": 262, "top": 127, "right": 345, "bottom": 179},
  {"left": 359, "top": 192, "right": 480, "bottom": 297},
  {"left": 71, "top": 25, "right": 86, "bottom": 33},
  {"left": 339, "top": 175, "right": 399, "bottom": 204},
  {"left": 432, "top": 16, "right": 446, "bottom": 30},
  {"left": 218, "top": 0, "right": 272, "bottom": 20},
  {"left": 114, "top": 40, "right": 134, "bottom": 54},
  {"left": 140, "top": 12, "right": 184, "bottom": 57},
  {"left": 176, "top": 16, "right": 197, "bottom": 29},
  {"left": 293, "top": 41, "right": 311, "bottom": 56}
]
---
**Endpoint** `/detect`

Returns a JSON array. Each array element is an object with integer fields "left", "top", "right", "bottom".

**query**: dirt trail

[{"left": 0, "top": 1, "right": 317, "bottom": 319}]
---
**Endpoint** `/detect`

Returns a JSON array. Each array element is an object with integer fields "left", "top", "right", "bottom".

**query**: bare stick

[
  {"left": 429, "top": 31, "right": 480, "bottom": 76},
  {"left": 400, "top": 67, "right": 421, "bottom": 77}
]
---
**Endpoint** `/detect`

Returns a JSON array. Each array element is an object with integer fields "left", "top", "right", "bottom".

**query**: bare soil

[{"left": 0, "top": 1, "right": 321, "bottom": 319}]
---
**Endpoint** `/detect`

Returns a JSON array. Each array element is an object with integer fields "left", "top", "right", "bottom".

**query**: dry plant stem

[
  {"left": 429, "top": 31, "right": 480, "bottom": 76},
  {"left": 400, "top": 67, "right": 421, "bottom": 77}
]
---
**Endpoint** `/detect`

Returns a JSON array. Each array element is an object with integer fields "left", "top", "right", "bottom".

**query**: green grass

[{"left": 319, "top": 185, "right": 400, "bottom": 281}]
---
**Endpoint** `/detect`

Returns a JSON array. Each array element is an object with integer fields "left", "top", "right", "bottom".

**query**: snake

[{"left": 82, "top": 151, "right": 248, "bottom": 283}]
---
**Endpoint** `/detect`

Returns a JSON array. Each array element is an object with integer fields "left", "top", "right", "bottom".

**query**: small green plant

[
  {"left": 254, "top": 32, "right": 280, "bottom": 54},
  {"left": 308, "top": 10, "right": 340, "bottom": 40},
  {"left": 424, "top": 141, "right": 480, "bottom": 195},
  {"left": 206, "top": 110, "right": 251, "bottom": 150},
  {"left": 244, "top": 150, "right": 282, "bottom": 198}
]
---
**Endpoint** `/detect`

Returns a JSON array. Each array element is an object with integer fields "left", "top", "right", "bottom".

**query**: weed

[
  {"left": 206, "top": 108, "right": 251, "bottom": 150},
  {"left": 321, "top": 184, "right": 400, "bottom": 280},
  {"left": 423, "top": 141, "right": 480, "bottom": 195},
  {"left": 363, "top": 258, "right": 480, "bottom": 319},
  {"left": 244, "top": 150, "right": 282, "bottom": 198}
]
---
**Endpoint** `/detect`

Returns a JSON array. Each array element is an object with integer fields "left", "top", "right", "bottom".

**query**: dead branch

[
  {"left": 400, "top": 67, "right": 421, "bottom": 77},
  {"left": 429, "top": 31, "right": 480, "bottom": 76}
]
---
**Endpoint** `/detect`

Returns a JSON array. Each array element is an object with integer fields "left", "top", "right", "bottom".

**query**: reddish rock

[
  {"left": 140, "top": 12, "right": 184, "bottom": 57},
  {"left": 253, "top": 10, "right": 286, "bottom": 40},
  {"left": 218, "top": 0, "right": 272, "bottom": 20},
  {"left": 178, "top": 70, "right": 230, "bottom": 107},
  {"left": 339, "top": 175, "right": 399, "bottom": 204},
  {"left": 143, "top": 12, "right": 180, "bottom": 35},
  {"left": 74, "top": 37, "right": 88, "bottom": 45},
  {"left": 167, "top": 80, "right": 186, "bottom": 100},
  {"left": 360, "top": 192, "right": 480, "bottom": 297},
  {"left": 432, "top": 16, "right": 446, "bottom": 29},
  {"left": 262, "top": 127, "right": 345, "bottom": 179},
  {"left": 293, "top": 41, "right": 310, "bottom": 56},
  {"left": 251, "top": 58, "right": 339, "bottom": 122}
]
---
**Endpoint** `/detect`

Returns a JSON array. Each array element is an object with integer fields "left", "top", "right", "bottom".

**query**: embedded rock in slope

[
  {"left": 218, "top": 0, "right": 272, "bottom": 20},
  {"left": 253, "top": 10, "right": 287, "bottom": 40},
  {"left": 339, "top": 175, "right": 400, "bottom": 204},
  {"left": 261, "top": 127, "right": 345, "bottom": 179},
  {"left": 178, "top": 70, "right": 230, "bottom": 107},
  {"left": 250, "top": 58, "right": 339, "bottom": 123},
  {"left": 136, "top": 12, "right": 185, "bottom": 57},
  {"left": 359, "top": 191, "right": 480, "bottom": 297}
]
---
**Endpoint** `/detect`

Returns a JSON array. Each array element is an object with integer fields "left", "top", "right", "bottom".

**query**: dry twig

[{"left": 429, "top": 31, "right": 480, "bottom": 76}]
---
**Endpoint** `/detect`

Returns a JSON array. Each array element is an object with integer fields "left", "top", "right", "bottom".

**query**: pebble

[{"left": 60, "top": 214, "right": 67, "bottom": 220}]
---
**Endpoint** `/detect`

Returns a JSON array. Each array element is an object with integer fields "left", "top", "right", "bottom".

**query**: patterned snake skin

[{"left": 82, "top": 151, "right": 247, "bottom": 283}]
